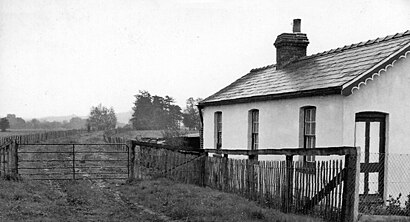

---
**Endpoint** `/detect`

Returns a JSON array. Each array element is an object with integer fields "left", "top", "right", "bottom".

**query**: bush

[
  {"left": 386, "top": 193, "right": 403, "bottom": 215},
  {"left": 161, "top": 130, "right": 187, "bottom": 148},
  {"left": 405, "top": 193, "right": 410, "bottom": 215}
]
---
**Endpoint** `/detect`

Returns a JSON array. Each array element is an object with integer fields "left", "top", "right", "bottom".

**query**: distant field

[
  {"left": 0, "top": 129, "right": 51, "bottom": 137},
  {"left": 112, "top": 130, "right": 198, "bottom": 140}
]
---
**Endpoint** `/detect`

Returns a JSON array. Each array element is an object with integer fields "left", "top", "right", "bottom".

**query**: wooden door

[{"left": 355, "top": 112, "right": 386, "bottom": 202}]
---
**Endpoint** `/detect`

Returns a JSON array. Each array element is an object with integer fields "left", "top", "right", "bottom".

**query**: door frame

[{"left": 355, "top": 111, "right": 387, "bottom": 202}]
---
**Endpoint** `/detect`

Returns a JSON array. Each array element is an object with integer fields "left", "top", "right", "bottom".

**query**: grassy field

[
  {"left": 110, "top": 130, "right": 198, "bottom": 140},
  {"left": 0, "top": 129, "right": 50, "bottom": 137},
  {"left": 0, "top": 132, "right": 322, "bottom": 221}
]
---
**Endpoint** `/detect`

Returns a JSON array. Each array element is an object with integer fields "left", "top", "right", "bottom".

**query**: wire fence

[{"left": 359, "top": 153, "right": 410, "bottom": 216}]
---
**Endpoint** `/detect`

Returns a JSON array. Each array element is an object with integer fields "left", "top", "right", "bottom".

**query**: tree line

[
  {"left": 1, "top": 90, "right": 202, "bottom": 132},
  {"left": 130, "top": 91, "right": 201, "bottom": 130},
  {"left": 86, "top": 91, "right": 201, "bottom": 131},
  {"left": 0, "top": 114, "right": 87, "bottom": 132}
]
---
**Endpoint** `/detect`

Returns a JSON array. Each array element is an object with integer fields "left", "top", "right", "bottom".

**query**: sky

[{"left": 0, "top": 0, "right": 409, "bottom": 119}]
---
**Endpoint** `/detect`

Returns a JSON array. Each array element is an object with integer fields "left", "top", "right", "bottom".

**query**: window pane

[
  {"left": 311, "top": 122, "right": 316, "bottom": 134},
  {"left": 305, "top": 109, "right": 310, "bottom": 121},
  {"left": 355, "top": 122, "right": 366, "bottom": 163},
  {"left": 305, "top": 137, "right": 311, "bottom": 148},
  {"left": 305, "top": 122, "right": 311, "bottom": 135},
  {"left": 369, "top": 122, "right": 380, "bottom": 163},
  {"left": 311, "top": 108, "right": 316, "bottom": 121}
]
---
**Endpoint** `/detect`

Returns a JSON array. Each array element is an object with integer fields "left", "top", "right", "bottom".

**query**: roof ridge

[
  {"left": 250, "top": 64, "right": 276, "bottom": 72},
  {"left": 249, "top": 30, "right": 410, "bottom": 73},
  {"left": 301, "top": 30, "right": 410, "bottom": 60}
]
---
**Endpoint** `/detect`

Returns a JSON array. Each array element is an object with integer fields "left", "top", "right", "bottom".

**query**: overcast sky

[{"left": 1, "top": 0, "right": 409, "bottom": 119}]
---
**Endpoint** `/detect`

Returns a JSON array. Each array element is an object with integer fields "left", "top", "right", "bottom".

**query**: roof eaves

[
  {"left": 341, "top": 42, "right": 410, "bottom": 96},
  {"left": 198, "top": 86, "right": 342, "bottom": 107}
]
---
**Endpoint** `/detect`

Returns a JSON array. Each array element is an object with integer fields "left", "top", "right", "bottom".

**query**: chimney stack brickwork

[{"left": 274, "top": 19, "right": 309, "bottom": 69}]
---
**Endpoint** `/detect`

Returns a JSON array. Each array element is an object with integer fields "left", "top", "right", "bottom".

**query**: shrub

[{"left": 386, "top": 193, "right": 403, "bottom": 215}]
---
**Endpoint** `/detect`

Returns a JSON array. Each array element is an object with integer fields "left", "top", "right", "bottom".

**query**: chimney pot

[{"left": 293, "top": 19, "right": 301, "bottom": 33}]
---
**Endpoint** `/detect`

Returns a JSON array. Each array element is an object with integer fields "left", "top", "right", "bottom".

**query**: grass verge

[{"left": 118, "top": 177, "right": 322, "bottom": 222}]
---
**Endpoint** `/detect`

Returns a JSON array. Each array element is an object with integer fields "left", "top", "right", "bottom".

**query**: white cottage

[{"left": 198, "top": 19, "right": 410, "bottom": 204}]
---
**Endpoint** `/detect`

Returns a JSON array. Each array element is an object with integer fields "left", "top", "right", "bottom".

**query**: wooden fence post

[
  {"left": 1, "top": 146, "right": 4, "bottom": 177},
  {"left": 223, "top": 154, "right": 229, "bottom": 191},
  {"left": 6, "top": 144, "right": 10, "bottom": 176},
  {"left": 341, "top": 147, "right": 360, "bottom": 222},
  {"left": 248, "top": 154, "right": 258, "bottom": 200},
  {"left": 129, "top": 141, "right": 137, "bottom": 181},
  {"left": 12, "top": 142, "right": 18, "bottom": 177},
  {"left": 200, "top": 152, "right": 208, "bottom": 187},
  {"left": 282, "top": 155, "right": 294, "bottom": 213}
]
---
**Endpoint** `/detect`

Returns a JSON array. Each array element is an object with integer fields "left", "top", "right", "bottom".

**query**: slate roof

[{"left": 200, "top": 30, "right": 410, "bottom": 106}]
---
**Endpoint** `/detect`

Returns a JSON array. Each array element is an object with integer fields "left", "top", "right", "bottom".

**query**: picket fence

[{"left": 103, "top": 135, "right": 359, "bottom": 222}]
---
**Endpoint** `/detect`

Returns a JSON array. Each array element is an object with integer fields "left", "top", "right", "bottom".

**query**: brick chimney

[{"left": 274, "top": 19, "right": 309, "bottom": 69}]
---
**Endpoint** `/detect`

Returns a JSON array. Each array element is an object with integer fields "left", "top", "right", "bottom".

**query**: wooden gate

[{"left": 18, "top": 143, "right": 130, "bottom": 180}]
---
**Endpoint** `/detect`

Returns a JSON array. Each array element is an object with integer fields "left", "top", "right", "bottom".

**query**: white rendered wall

[
  {"left": 342, "top": 55, "right": 410, "bottom": 200},
  {"left": 202, "top": 95, "right": 344, "bottom": 161}
]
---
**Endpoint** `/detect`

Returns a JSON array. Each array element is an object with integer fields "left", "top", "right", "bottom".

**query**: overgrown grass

[
  {"left": 0, "top": 179, "right": 73, "bottom": 221},
  {"left": 0, "top": 178, "right": 160, "bottom": 222},
  {"left": 119, "top": 178, "right": 322, "bottom": 222}
]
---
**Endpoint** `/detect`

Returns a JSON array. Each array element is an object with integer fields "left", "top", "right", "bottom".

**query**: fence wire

[{"left": 359, "top": 153, "right": 410, "bottom": 216}]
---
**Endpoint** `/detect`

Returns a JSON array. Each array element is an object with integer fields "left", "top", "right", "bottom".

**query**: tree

[
  {"left": 182, "top": 97, "right": 202, "bottom": 130},
  {"left": 30, "top": 119, "right": 41, "bottom": 129},
  {"left": 5, "top": 114, "right": 27, "bottom": 129},
  {"left": 131, "top": 90, "right": 182, "bottom": 130},
  {"left": 0, "top": 118, "right": 10, "bottom": 132},
  {"left": 87, "top": 104, "right": 117, "bottom": 130},
  {"left": 14, "top": 117, "right": 26, "bottom": 129},
  {"left": 131, "top": 91, "right": 153, "bottom": 130},
  {"left": 67, "top": 117, "right": 87, "bottom": 129}
]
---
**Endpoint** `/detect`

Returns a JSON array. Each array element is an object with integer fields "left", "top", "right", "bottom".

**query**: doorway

[{"left": 355, "top": 112, "right": 386, "bottom": 203}]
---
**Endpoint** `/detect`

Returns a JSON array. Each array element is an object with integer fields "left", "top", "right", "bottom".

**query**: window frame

[
  {"left": 214, "top": 111, "right": 222, "bottom": 149},
  {"left": 300, "top": 106, "right": 316, "bottom": 163},
  {"left": 248, "top": 109, "right": 259, "bottom": 151}
]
